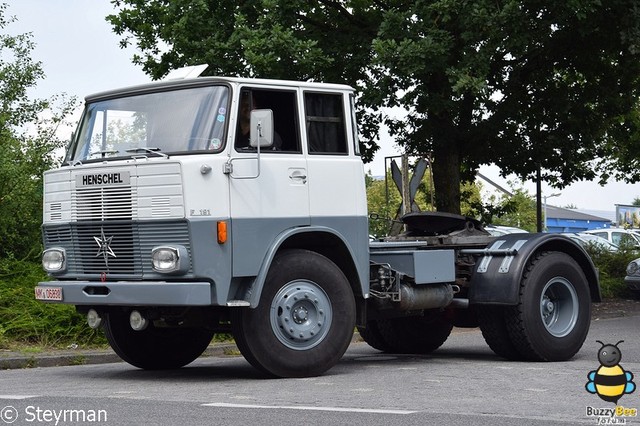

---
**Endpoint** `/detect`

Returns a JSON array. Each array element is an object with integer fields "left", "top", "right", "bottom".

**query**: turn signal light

[{"left": 217, "top": 221, "right": 227, "bottom": 244}]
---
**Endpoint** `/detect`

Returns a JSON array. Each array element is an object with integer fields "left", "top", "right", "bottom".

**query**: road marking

[
  {"left": 202, "top": 402, "right": 417, "bottom": 415},
  {"left": 0, "top": 395, "right": 39, "bottom": 400}
]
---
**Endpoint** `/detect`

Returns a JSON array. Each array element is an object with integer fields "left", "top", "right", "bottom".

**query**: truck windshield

[{"left": 66, "top": 85, "right": 229, "bottom": 162}]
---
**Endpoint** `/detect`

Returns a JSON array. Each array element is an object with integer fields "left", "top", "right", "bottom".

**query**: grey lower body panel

[{"left": 36, "top": 281, "right": 214, "bottom": 306}]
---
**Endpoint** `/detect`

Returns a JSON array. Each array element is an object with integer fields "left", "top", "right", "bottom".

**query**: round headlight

[
  {"left": 42, "top": 248, "right": 66, "bottom": 273},
  {"left": 626, "top": 260, "right": 640, "bottom": 276},
  {"left": 151, "top": 246, "right": 190, "bottom": 274}
]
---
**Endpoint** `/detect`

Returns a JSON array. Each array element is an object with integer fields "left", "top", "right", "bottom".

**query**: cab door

[
  {"left": 228, "top": 87, "right": 308, "bottom": 277},
  {"left": 303, "top": 90, "right": 370, "bottom": 294}
]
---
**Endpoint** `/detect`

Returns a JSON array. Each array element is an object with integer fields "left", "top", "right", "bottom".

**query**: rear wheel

[
  {"left": 477, "top": 305, "right": 523, "bottom": 360},
  {"left": 362, "top": 312, "right": 453, "bottom": 354},
  {"left": 357, "top": 321, "right": 392, "bottom": 352},
  {"left": 103, "top": 312, "right": 214, "bottom": 369},
  {"left": 505, "top": 251, "right": 591, "bottom": 361},
  {"left": 231, "top": 249, "right": 356, "bottom": 378}
]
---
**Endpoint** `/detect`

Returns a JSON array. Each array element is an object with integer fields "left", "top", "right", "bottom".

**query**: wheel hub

[
  {"left": 293, "top": 306, "right": 309, "bottom": 324},
  {"left": 270, "top": 280, "right": 332, "bottom": 350},
  {"left": 539, "top": 277, "right": 578, "bottom": 338}
]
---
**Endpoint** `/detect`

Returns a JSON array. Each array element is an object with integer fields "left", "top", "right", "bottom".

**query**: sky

[{"left": 6, "top": 0, "right": 640, "bottom": 214}]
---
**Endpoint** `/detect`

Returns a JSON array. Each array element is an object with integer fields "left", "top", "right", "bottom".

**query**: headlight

[
  {"left": 42, "top": 248, "right": 66, "bottom": 273},
  {"left": 626, "top": 260, "right": 640, "bottom": 276},
  {"left": 151, "top": 246, "right": 189, "bottom": 274}
]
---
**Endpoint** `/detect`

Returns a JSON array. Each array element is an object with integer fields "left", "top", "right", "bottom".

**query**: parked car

[
  {"left": 624, "top": 258, "right": 640, "bottom": 295},
  {"left": 561, "top": 232, "right": 619, "bottom": 252},
  {"left": 485, "top": 225, "right": 529, "bottom": 237},
  {"left": 584, "top": 229, "right": 640, "bottom": 248}
]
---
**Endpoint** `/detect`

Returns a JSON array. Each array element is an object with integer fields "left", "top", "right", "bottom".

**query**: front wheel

[
  {"left": 505, "top": 251, "right": 591, "bottom": 361},
  {"left": 103, "top": 312, "right": 214, "bottom": 370},
  {"left": 231, "top": 249, "right": 356, "bottom": 378}
]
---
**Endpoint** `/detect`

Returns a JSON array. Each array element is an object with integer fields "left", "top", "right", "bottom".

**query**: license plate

[{"left": 34, "top": 286, "right": 63, "bottom": 301}]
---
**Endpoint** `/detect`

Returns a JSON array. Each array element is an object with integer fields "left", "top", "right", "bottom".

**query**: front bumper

[
  {"left": 35, "top": 281, "right": 214, "bottom": 306},
  {"left": 625, "top": 276, "right": 640, "bottom": 292}
]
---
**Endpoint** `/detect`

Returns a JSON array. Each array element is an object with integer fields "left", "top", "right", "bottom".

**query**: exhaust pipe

[{"left": 396, "top": 283, "right": 454, "bottom": 310}]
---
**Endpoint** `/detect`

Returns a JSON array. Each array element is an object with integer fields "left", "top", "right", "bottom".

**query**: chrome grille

[{"left": 43, "top": 221, "right": 191, "bottom": 278}]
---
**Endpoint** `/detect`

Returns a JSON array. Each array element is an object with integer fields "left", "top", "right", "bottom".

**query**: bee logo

[{"left": 585, "top": 340, "right": 636, "bottom": 404}]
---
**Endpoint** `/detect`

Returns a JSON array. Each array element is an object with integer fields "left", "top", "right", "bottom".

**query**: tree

[
  {"left": 108, "top": 0, "right": 640, "bottom": 214},
  {"left": 491, "top": 188, "right": 538, "bottom": 232},
  {"left": 365, "top": 172, "right": 400, "bottom": 237},
  {"left": 0, "top": 4, "right": 77, "bottom": 258},
  {"left": 108, "top": 0, "right": 385, "bottom": 161},
  {"left": 370, "top": 1, "right": 640, "bottom": 213},
  {"left": 462, "top": 182, "right": 518, "bottom": 226}
]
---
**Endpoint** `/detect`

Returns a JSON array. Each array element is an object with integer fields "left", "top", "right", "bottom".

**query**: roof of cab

[{"left": 85, "top": 76, "right": 355, "bottom": 103}]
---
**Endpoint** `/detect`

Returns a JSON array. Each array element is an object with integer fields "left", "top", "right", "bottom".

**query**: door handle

[{"left": 289, "top": 171, "right": 307, "bottom": 183}]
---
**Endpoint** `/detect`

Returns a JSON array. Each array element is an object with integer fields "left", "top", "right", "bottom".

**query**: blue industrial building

[{"left": 545, "top": 205, "right": 612, "bottom": 232}]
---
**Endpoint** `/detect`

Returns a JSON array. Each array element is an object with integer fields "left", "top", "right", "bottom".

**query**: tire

[
  {"left": 103, "top": 312, "right": 214, "bottom": 370},
  {"left": 505, "top": 251, "right": 591, "bottom": 361},
  {"left": 369, "top": 313, "right": 453, "bottom": 354},
  {"left": 231, "top": 249, "right": 356, "bottom": 378},
  {"left": 477, "top": 305, "right": 523, "bottom": 360},
  {"left": 357, "top": 321, "right": 392, "bottom": 352}
]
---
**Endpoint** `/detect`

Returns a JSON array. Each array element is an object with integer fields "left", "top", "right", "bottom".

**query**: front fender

[
  {"left": 244, "top": 226, "right": 365, "bottom": 308},
  {"left": 468, "top": 233, "right": 601, "bottom": 305}
]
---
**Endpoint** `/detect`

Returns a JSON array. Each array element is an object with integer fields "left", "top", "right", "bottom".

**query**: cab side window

[
  {"left": 304, "top": 93, "right": 347, "bottom": 154},
  {"left": 235, "top": 89, "right": 301, "bottom": 153}
]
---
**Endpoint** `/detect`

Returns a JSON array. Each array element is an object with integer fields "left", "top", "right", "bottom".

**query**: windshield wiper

[
  {"left": 88, "top": 150, "right": 119, "bottom": 159},
  {"left": 125, "top": 147, "right": 169, "bottom": 158}
]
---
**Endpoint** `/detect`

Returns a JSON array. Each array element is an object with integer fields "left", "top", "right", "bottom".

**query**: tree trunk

[{"left": 432, "top": 140, "right": 461, "bottom": 214}]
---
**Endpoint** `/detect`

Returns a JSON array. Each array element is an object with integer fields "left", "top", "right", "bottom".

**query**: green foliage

[
  {"left": 0, "top": 96, "right": 77, "bottom": 259},
  {"left": 0, "top": 4, "right": 46, "bottom": 129},
  {"left": 370, "top": 0, "right": 640, "bottom": 213},
  {"left": 0, "top": 5, "right": 85, "bottom": 348},
  {"left": 461, "top": 182, "right": 519, "bottom": 226},
  {"left": 490, "top": 188, "right": 538, "bottom": 232},
  {"left": 581, "top": 244, "right": 638, "bottom": 299},
  {"left": 108, "top": 0, "right": 640, "bottom": 214},
  {"left": 0, "top": 5, "right": 78, "bottom": 259},
  {"left": 0, "top": 258, "right": 105, "bottom": 348},
  {"left": 365, "top": 172, "right": 399, "bottom": 238}
]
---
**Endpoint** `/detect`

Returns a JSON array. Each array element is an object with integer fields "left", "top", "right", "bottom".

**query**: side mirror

[{"left": 250, "top": 109, "right": 274, "bottom": 148}]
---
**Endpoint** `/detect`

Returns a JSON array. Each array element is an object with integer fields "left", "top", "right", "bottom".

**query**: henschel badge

[{"left": 94, "top": 228, "right": 116, "bottom": 269}]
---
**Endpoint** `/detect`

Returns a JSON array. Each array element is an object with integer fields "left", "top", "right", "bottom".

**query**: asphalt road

[{"left": 1, "top": 314, "right": 639, "bottom": 426}]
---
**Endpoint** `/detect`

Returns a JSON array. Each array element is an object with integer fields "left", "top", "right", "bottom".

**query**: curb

[
  {"left": 0, "top": 343, "right": 241, "bottom": 370},
  {"left": 0, "top": 334, "right": 364, "bottom": 370}
]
